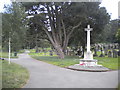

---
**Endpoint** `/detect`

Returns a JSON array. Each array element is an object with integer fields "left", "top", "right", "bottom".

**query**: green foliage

[
  {"left": 103, "top": 19, "right": 118, "bottom": 43},
  {"left": 18, "top": 49, "right": 25, "bottom": 53},
  {"left": 67, "top": 3, "right": 110, "bottom": 46},
  {"left": 116, "top": 28, "right": 120, "bottom": 44},
  {"left": 23, "top": 2, "right": 110, "bottom": 52},
  {"left": 2, "top": 60, "right": 29, "bottom": 88},
  {"left": 2, "top": 2, "right": 29, "bottom": 52}
]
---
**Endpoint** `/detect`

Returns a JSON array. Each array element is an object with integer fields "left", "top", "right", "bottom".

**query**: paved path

[{"left": 10, "top": 52, "right": 119, "bottom": 88}]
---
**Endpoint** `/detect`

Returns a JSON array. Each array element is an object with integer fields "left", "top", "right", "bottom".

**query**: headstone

[
  {"left": 49, "top": 50, "right": 53, "bottom": 56},
  {"left": 81, "top": 48, "right": 84, "bottom": 58},
  {"left": 104, "top": 45, "right": 108, "bottom": 55},
  {"left": 113, "top": 50, "right": 118, "bottom": 58},
  {"left": 118, "top": 50, "right": 120, "bottom": 56},
  {"left": 108, "top": 50, "right": 112, "bottom": 57},
  {"left": 99, "top": 47, "right": 104, "bottom": 57},
  {"left": 43, "top": 49, "right": 47, "bottom": 55},
  {"left": 97, "top": 44, "right": 101, "bottom": 51},
  {"left": 93, "top": 46, "right": 98, "bottom": 57},
  {"left": 76, "top": 49, "right": 81, "bottom": 56}
]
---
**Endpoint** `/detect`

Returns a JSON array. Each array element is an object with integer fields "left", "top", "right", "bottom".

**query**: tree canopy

[
  {"left": 2, "top": 2, "right": 28, "bottom": 52},
  {"left": 21, "top": 2, "right": 110, "bottom": 58}
]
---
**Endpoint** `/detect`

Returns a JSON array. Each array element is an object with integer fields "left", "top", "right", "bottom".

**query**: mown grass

[
  {"left": 19, "top": 49, "right": 25, "bottom": 53},
  {"left": 31, "top": 55, "right": 79, "bottom": 67},
  {"left": 0, "top": 49, "right": 25, "bottom": 59},
  {"left": 94, "top": 57, "right": 118, "bottom": 70},
  {"left": 2, "top": 60, "right": 29, "bottom": 88},
  {"left": 0, "top": 52, "right": 18, "bottom": 58},
  {"left": 29, "top": 49, "right": 119, "bottom": 70},
  {"left": 117, "top": 84, "right": 120, "bottom": 90},
  {"left": 29, "top": 49, "right": 57, "bottom": 56}
]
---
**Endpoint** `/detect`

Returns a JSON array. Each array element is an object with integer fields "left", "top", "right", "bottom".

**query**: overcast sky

[{"left": 0, "top": 0, "right": 119, "bottom": 20}]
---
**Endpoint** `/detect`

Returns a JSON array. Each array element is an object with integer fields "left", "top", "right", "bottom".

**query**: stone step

[{"left": 66, "top": 64, "right": 110, "bottom": 72}]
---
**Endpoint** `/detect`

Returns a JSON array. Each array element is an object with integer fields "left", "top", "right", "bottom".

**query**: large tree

[
  {"left": 2, "top": 2, "right": 28, "bottom": 52},
  {"left": 22, "top": 2, "right": 110, "bottom": 59}
]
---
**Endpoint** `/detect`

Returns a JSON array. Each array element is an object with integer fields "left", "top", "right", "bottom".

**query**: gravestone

[
  {"left": 99, "top": 47, "right": 104, "bottom": 57},
  {"left": 43, "top": 49, "right": 47, "bottom": 55},
  {"left": 113, "top": 50, "right": 118, "bottom": 58},
  {"left": 108, "top": 50, "right": 112, "bottom": 57},
  {"left": 49, "top": 50, "right": 53, "bottom": 56},
  {"left": 118, "top": 50, "right": 120, "bottom": 56},
  {"left": 93, "top": 46, "right": 98, "bottom": 57},
  {"left": 104, "top": 45, "right": 108, "bottom": 55},
  {"left": 76, "top": 49, "right": 81, "bottom": 56}
]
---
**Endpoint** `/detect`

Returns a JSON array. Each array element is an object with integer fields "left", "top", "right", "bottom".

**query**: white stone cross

[{"left": 85, "top": 25, "right": 93, "bottom": 53}]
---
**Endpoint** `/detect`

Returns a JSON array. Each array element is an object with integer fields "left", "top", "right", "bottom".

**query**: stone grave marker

[
  {"left": 93, "top": 46, "right": 98, "bottom": 57},
  {"left": 118, "top": 50, "right": 120, "bottom": 56},
  {"left": 99, "top": 46, "right": 104, "bottom": 57},
  {"left": 104, "top": 45, "right": 108, "bottom": 55},
  {"left": 113, "top": 50, "right": 118, "bottom": 58},
  {"left": 108, "top": 50, "right": 112, "bottom": 57},
  {"left": 49, "top": 50, "right": 53, "bottom": 56}
]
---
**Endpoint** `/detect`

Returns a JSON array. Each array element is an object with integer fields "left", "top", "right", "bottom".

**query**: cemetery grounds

[{"left": 29, "top": 48, "right": 119, "bottom": 70}]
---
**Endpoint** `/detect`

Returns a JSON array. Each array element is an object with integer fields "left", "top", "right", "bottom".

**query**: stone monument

[
  {"left": 79, "top": 25, "right": 99, "bottom": 66},
  {"left": 67, "top": 25, "right": 109, "bottom": 71}
]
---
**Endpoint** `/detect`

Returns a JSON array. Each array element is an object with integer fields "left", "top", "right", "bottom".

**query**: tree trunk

[
  {"left": 43, "top": 27, "right": 64, "bottom": 59},
  {"left": 54, "top": 44, "right": 64, "bottom": 59},
  {"left": 35, "top": 34, "right": 39, "bottom": 53}
]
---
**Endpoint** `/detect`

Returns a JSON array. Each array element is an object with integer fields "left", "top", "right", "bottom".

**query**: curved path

[{"left": 11, "top": 52, "right": 119, "bottom": 88}]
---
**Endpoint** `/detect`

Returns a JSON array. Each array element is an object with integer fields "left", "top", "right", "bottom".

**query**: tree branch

[{"left": 68, "top": 22, "right": 81, "bottom": 38}]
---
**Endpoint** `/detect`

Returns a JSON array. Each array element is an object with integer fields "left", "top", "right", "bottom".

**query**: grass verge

[
  {"left": 0, "top": 52, "right": 18, "bottom": 58},
  {"left": 2, "top": 60, "right": 29, "bottom": 88},
  {"left": 29, "top": 49, "right": 119, "bottom": 70}
]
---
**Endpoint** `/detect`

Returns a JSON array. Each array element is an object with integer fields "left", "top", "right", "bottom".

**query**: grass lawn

[
  {"left": 29, "top": 49, "right": 119, "bottom": 70},
  {"left": 0, "top": 52, "right": 18, "bottom": 58},
  {"left": 0, "top": 49, "right": 25, "bottom": 59},
  {"left": 94, "top": 57, "right": 118, "bottom": 70},
  {"left": 2, "top": 60, "right": 29, "bottom": 88},
  {"left": 19, "top": 49, "right": 25, "bottom": 53}
]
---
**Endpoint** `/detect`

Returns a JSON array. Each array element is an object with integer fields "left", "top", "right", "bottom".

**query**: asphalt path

[{"left": 10, "top": 51, "right": 119, "bottom": 88}]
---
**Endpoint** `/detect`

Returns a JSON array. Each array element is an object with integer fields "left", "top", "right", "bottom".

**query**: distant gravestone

[
  {"left": 93, "top": 47, "right": 98, "bottom": 57},
  {"left": 108, "top": 50, "right": 112, "bottom": 57},
  {"left": 118, "top": 50, "right": 120, "bottom": 56},
  {"left": 49, "top": 50, "right": 53, "bottom": 56},
  {"left": 99, "top": 47, "right": 104, "bottom": 57},
  {"left": 43, "top": 49, "right": 47, "bottom": 55},
  {"left": 98, "top": 45, "right": 101, "bottom": 51},
  {"left": 104, "top": 45, "right": 108, "bottom": 55},
  {"left": 76, "top": 49, "right": 81, "bottom": 56},
  {"left": 113, "top": 50, "right": 118, "bottom": 58}
]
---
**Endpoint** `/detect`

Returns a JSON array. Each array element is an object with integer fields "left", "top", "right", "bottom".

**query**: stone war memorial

[{"left": 67, "top": 25, "right": 109, "bottom": 72}]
